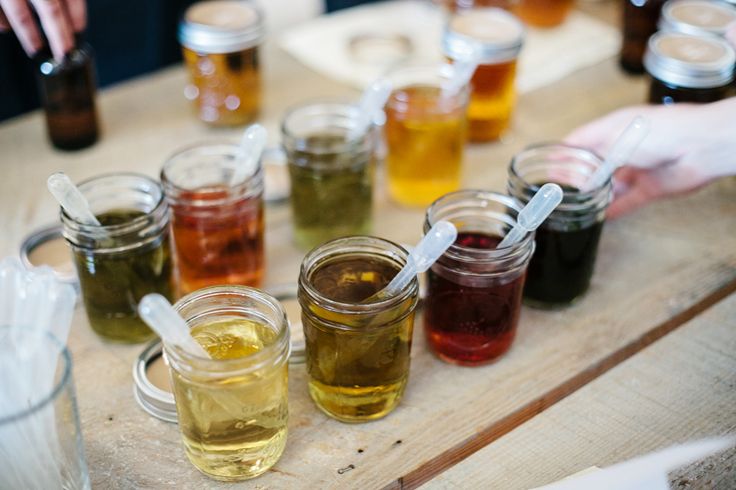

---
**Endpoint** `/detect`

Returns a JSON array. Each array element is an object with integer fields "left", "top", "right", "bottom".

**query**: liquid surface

[
  {"left": 303, "top": 255, "right": 415, "bottom": 422},
  {"left": 466, "top": 61, "right": 517, "bottom": 142},
  {"left": 171, "top": 318, "right": 288, "bottom": 480},
  {"left": 425, "top": 232, "right": 524, "bottom": 365},
  {"left": 171, "top": 186, "right": 264, "bottom": 295},
  {"left": 385, "top": 85, "right": 465, "bottom": 206},
  {"left": 74, "top": 209, "right": 173, "bottom": 343},
  {"left": 288, "top": 133, "right": 373, "bottom": 250}
]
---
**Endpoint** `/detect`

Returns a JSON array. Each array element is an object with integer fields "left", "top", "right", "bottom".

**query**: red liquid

[
  {"left": 424, "top": 232, "right": 525, "bottom": 365},
  {"left": 170, "top": 186, "right": 264, "bottom": 295}
]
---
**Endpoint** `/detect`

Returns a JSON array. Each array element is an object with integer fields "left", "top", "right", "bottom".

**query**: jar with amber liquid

[
  {"left": 444, "top": 8, "right": 524, "bottom": 142},
  {"left": 161, "top": 141, "right": 264, "bottom": 296},
  {"left": 385, "top": 64, "right": 468, "bottom": 207},
  {"left": 166, "top": 286, "right": 290, "bottom": 480},
  {"left": 178, "top": 1, "right": 264, "bottom": 125},
  {"left": 514, "top": 0, "right": 573, "bottom": 27},
  {"left": 620, "top": 0, "right": 666, "bottom": 74},
  {"left": 644, "top": 32, "right": 735, "bottom": 104},
  {"left": 659, "top": 0, "right": 736, "bottom": 38},
  {"left": 298, "top": 236, "right": 419, "bottom": 422}
]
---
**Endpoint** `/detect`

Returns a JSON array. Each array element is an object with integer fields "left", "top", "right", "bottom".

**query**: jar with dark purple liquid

[
  {"left": 423, "top": 190, "right": 534, "bottom": 366},
  {"left": 508, "top": 144, "right": 612, "bottom": 308}
]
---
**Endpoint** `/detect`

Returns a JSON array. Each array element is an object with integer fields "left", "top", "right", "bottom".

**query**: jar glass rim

[{"left": 281, "top": 98, "right": 370, "bottom": 154}]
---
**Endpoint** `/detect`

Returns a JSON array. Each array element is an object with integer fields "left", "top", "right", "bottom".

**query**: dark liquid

[
  {"left": 648, "top": 77, "right": 734, "bottom": 105},
  {"left": 74, "top": 209, "right": 174, "bottom": 343},
  {"left": 620, "top": 0, "right": 665, "bottom": 74},
  {"left": 303, "top": 255, "right": 414, "bottom": 421},
  {"left": 424, "top": 232, "right": 525, "bottom": 366},
  {"left": 288, "top": 133, "right": 373, "bottom": 250}
]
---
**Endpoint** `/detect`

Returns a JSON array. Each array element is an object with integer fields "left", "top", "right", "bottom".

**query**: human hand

[
  {"left": 0, "top": 0, "right": 85, "bottom": 61},
  {"left": 565, "top": 97, "right": 736, "bottom": 218}
]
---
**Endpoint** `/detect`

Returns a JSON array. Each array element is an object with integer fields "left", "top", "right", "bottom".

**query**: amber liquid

[
  {"left": 467, "top": 61, "right": 517, "bottom": 142},
  {"left": 513, "top": 0, "right": 574, "bottom": 27},
  {"left": 170, "top": 187, "right": 264, "bottom": 296},
  {"left": 424, "top": 232, "right": 525, "bottom": 365},
  {"left": 620, "top": 0, "right": 665, "bottom": 74},
  {"left": 171, "top": 318, "right": 288, "bottom": 481},
  {"left": 303, "top": 256, "right": 414, "bottom": 422},
  {"left": 385, "top": 85, "right": 466, "bottom": 206},
  {"left": 183, "top": 46, "right": 260, "bottom": 126}
]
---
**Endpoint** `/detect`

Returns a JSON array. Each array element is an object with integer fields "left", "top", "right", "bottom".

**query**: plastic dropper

[
  {"left": 442, "top": 45, "right": 481, "bottom": 95},
  {"left": 350, "top": 78, "right": 392, "bottom": 139},
  {"left": 367, "top": 220, "right": 458, "bottom": 302},
  {"left": 497, "top": 183, "right": 564, "bottom": 249},
  {"left": 47, "top": 172, "right": 101, "bottom": 226},
  {"left": 582, "top": 115, "right": 650, "bottom": 192},
  {"left": 230, "top": 123, "right": 268, "bottom": 186},
  {"left": 138, "top": 294, "right": 210, "bottom": 358}
]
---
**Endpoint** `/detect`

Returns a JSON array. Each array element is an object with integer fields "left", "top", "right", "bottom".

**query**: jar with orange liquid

[
  {"left": 443, "top": 8, "right": 524, "bottom": 142},
  {"left": 514, "top": 0, "right": 573, "bottom": 28},
  {"left": 178, "top": 1, "right": 264, "bottom": 126},
  {"left": 162, "top": 142, "right": 264, "bottom": 296},
  {"left": 385, "top": 65, "right": 468, "bottom": 207}
]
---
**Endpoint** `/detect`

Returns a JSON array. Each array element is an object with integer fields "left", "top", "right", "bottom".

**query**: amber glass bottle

[{"left": 620, "top": 0, "right": 666, "bottom": 74}]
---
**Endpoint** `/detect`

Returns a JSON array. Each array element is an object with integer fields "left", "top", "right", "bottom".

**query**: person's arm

[
  {"left": 0, "top": 0, "right": 85, "bottom": 60},
  {"left": 565, "top": 97, "right": 736, "bottom": 219}
]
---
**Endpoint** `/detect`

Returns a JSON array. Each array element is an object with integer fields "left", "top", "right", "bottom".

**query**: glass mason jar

[
  {"left": 644, "top": 32, "right": 736, "bottom": 104},
  {"left": 0, "top": 329, "right": 90, "bottom": 490},
  {"left": 385, "top": 64, "right": 468, "bottom": 207},
  {"left": 178, "top": 0, "right": 265, "bottom": 126},
  {"left": 659, "top": 0, "right": 736, "bottom": 38},
  {"left": 166, "top": 286, "right": 290, "bottom": 481},
  {"left": 282, "top": 100, "right": 375, "bottom": 250},
  {"left": 61, "top": 173, "right": 174, "bottom": 343},
  {"left": 620, "top": 0, "right": 666, "bottom": 74},
  {"left": 37, "top": 43, "right": 100, "bottom": 150},
  {"left": 508, "top": 144, "right": 612, "bottom": 308},
  {"left": 298, "top": 236, "right": 419, "bottom": 422},
  {"left": 423, "top": 190, "right": 534, "bottom": 366},
  {"left": 443, "top": 8, "right": 524, "bottom": 142},
  {"left": 161, "top": 141, "right": 264, "bottom": 296}
]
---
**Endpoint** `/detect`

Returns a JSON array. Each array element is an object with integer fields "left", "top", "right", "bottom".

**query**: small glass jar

[
  {"left": 385, "top": 64, "right": 468, "bottom": 207},
  {"left": 513, "top": 0, "right": 574, "bottom": 28},
  {"left": 659, "top": 0, "right": 736, "bottom": 38},
  {"left": 37, "top": 44, "right": 100, "bottom": 150},
  {"left": 60, "top": 174, "right": 174, "bottom": 343},
  {"left": 644, "top": 32, "right": 736, "bottom": 104},
  {"left": 161, "top": 141, "right": 264, "bottom": 295},
  {"left": 423, "top": 190, "right": 534, "bottom": 366},
  {"left": 178, "top": 1, "right": 265, "bottom": 126},
  {"left": 443, "top": 8, "right": 524, "bottom": 142},
  {"left": 298, "top": 236, "right": 419, "bottom": 422},
  {"left": 0, "top": 329, "right": 90, "bottom": 489},
  {"left": 620, "top": 0, "right": 667, "bottom": 74},
  {"left": 166, "top": 286, "right": 290, "bottom": 481},
  {"left": 508, "top": 144, "right": 612, "bottom": 308},
  {"left": 282, "top": 100, "right": 375, "bottom": 250}
]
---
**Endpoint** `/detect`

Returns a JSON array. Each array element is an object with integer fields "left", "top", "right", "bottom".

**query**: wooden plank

[{"left": 424, "top": 293, "right": 736, "bottom": 490}]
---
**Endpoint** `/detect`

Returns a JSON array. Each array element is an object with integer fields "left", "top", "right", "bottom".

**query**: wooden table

[{"left": 1, "top": 2, "right": 735, "bottom": 488}]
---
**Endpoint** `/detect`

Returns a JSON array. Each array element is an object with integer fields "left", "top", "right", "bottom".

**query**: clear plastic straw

[
  {"left": 350, "top": 78, "right": 392, "bottom": 139},
  {"left": 231, "top": 124, "right": 267, "bottom": 186},
  {"left": 47, "top": 173, "right": 100, "bottom": 226},
  {"left": 497, "top": 183, "right": 564, "bottom": 248},
  {"left": 138, "top": 294, "right": 210, "bottom": 358}
]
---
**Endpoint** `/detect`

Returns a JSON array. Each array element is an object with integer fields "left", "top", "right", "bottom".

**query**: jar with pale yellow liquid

[
  {"left": 165, "top": 286, "right": 289, "bottom": 481},
  {"left": 385, "top": 65, "right": 468, "bottom": 206},
  {"left": 178, "top": 1, "right": 264, "bottom": 126},
  {"left": 444, "top": 8, "right": 524, "bottom": 142}
]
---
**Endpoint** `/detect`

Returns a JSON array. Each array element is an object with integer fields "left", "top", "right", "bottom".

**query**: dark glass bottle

[
  {"left": 37, "top": 44, "right": 100, "bottom": 150},
  {"left": 620, "top": 0, "right": 666, "bottom": 75}
]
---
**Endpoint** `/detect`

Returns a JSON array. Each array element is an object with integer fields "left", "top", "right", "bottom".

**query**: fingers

[
  {"left": 64, "top": 0, "right": 85, "bottom": 32},
  {"left": 563, "top": 107, "right": 641, "bottom": 153},
  {"left": 30, "top": 0, "right": 74, "bottom": 60},
  {"left": 726, "top": 24, "right": 736, "bottom": 50},
  {"left": 0, "top": 0, "right": 44, "bottom": 55}
]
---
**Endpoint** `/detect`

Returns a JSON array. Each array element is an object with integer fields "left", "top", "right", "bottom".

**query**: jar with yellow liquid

[
  {"left": 385, "top": 65, "right": 468, "bottom": 207},
  {"left": 298, "top": 236, "right": 419, "bottom": 422},
  {"left": 165, "top": 286, "right": 289, "bottom": 481},
  {"left": 443, "top": 8, "right": 524, "bottom": 142}
]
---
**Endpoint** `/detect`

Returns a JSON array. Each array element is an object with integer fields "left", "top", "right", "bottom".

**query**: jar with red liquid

[
  {"left": 423, "top": 190, "right": 535, "bottom": 366},
  {"left": 162, "top": 142, "right": 264, "bottom": 296}
]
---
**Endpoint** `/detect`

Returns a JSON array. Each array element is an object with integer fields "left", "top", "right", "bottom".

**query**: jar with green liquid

[{"left": 60, "top": 173, "right": 174, "bottom": 343}]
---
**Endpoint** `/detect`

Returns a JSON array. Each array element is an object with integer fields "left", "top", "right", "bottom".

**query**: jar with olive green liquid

[{"left": 60, "top": 173, "right": 174, "bottom": 342}]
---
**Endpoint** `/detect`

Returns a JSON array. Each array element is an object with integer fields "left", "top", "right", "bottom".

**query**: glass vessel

[
  {"left": 659, "top": 0, "right": 736, "bottom": 38},
  {"left": 162, "top": 141, "right": 264, "bottom": 295},
  {"left": 514, "top": 0, "right": 574, "bottom": 28},
  {"left": 423, "top": 190, "right": 534, "bottom": 365},
  {"left": 385, "top": 64, "right": 468, "bottom": 206},
  {"left": 166, "top": 286, "right": 290, "bottom": 481},
  {"left": 61, "top": 174, "right": 174, "bottom": 343},
  {"left": 179, "top": 0, "right": 265, "bottom": 125},
  {"left": 620, "top": 0, "right": 666, "bottom": 74},
  {"left": 644, "top": 32, "right": 736, "bottom": 104},
  {"left": 508, "top": 144, "right": 612, "bottom": 307},
  {"left": 443, "top": 8, "right": 524, "bottom": 142},
  {"left": 282, "top": 100, "right": 375, "bottom": 250},
  {"left": 298, "top": 236, "right": 419, "bottom": 422}
]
